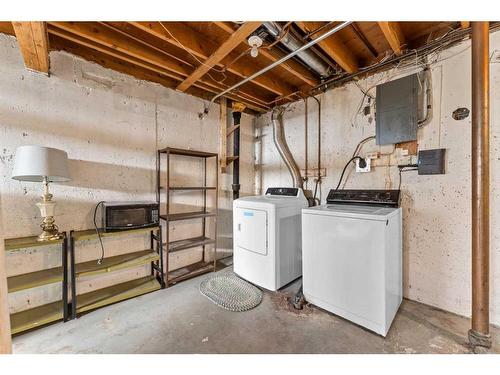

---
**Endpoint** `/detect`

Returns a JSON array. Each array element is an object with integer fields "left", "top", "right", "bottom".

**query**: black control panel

[
  {"left": 326, "top": 189, "right": 400, "bottom": 208},
  {"left": 265, "top": 187, "right": 299, "bottom": 197}
]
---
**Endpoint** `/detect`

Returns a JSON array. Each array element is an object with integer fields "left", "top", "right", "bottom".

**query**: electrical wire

[
  {"left": 93, "top": 201, "right": 106, "bottom": 265},
  {"left": 335, "top": 156, "right": 366, "bottom": 190}
]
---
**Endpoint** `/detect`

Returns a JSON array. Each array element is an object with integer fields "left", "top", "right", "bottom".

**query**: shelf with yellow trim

[
  {"left": 75, "top": 249, "right": 159, "bottom": 278},
  {"left": 7, "top": 266, "right": 63, "bottom": 293},
  {"left": 10, "top": 301, "right": 64, "bottom": 335},
  {"left": 76, "top": 276, "right": 161, "bottom": 314}
]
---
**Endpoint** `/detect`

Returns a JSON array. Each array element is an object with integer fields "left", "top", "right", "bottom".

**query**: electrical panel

[
  {"left": 376, "top": 73, "right": 419, "bottom": 145},
  {"left": 417, "top": 149, "right": 446, "bottom": 175}
]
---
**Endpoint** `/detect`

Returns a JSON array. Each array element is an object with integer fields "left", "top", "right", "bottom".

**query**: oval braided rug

[{"left": 199, "top": 272, "right": 263, "bottom": 312}]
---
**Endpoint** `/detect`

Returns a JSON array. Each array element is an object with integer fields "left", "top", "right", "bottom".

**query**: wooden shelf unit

[
  {"left": 157, "top": 147, "right": 218, "bottom": 287},
  {"left": 69, "top": 226, "right": 164, "bottom": 319},
  {"left": 4, "top": 234, "right": 69, "bottom": 335}
]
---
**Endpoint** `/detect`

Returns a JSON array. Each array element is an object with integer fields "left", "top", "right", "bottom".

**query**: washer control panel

[
  {"left": 327, "top": 189, "right": 400, "bottom": 207},
  {"left": 265, "top": 187, "right": 300, "bottom": 197}
]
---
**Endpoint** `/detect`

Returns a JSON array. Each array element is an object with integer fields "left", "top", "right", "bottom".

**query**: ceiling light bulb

[
  {"left": 248, "top": 35, "right": 263, "bottom": 59},
  {"left": 251, "top": 46, "right": 259, "bottom": 58}
]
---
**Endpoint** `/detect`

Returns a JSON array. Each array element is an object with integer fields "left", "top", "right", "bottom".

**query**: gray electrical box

[
  {"left": 418, "top": 149, "right": 446, "bottom": 175},
  {"left": 376, "top": 73, "right": 419, "bottom": 145}
]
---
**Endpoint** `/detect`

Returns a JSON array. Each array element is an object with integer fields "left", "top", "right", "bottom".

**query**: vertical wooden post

[
  {"left": 469, "top": 21, "right": 491, "bottom": 350},
  {"left": 0, "top": 197, "right": 13, "bottom": 353},
  {"left": 219, "top": 97, "right": 227, "bottom": 174}
]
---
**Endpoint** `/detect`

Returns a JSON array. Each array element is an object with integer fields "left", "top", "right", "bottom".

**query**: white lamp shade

[{"left": 12, "top": 145, "right": 71, "bottom": 182}]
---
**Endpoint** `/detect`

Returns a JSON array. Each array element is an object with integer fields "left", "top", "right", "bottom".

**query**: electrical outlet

[{"left": 356, "top": 158, "right": 371, "bottom": 173}]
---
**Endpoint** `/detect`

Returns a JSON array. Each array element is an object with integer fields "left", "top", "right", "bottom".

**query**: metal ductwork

[
  {"left": 262, "top": 22, "right": 331, "bottom": 78},
  {"left": 271, "top": 108, "right": 303, "bottom": 190}
]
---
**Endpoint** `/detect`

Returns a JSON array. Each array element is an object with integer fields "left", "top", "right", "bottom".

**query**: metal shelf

[
  {"left": 10, "top": 301, "right": 64, "bottom": 335},
  {"left": 158, "top": 147, "right": 218, "bottom": 158},
  {"left": 167, "top": 186, "right": 216, "bottom": 191},
  {"left": 168, "top": 236, "right": 216, "bottom": 253},
  {"left": 75, "top": 250, "right": 160, "bottom": 278},
  {"left": 160, "top": 211, "right": 216, "bottom": 221},
  {"left": 76, "top": 276, "right": 161, "bottom": 314},
  {"left": 8, "top": 267, "right": 63, "bottom": 293},
  {"left": 72, "top": 226, "right": 159, "bottom": 241},
  {"left": 4, "top": 235, "right": 64, "bottom": 251},
  {"left": 168, "top": 261, "right": 215, "bottom": 285}
]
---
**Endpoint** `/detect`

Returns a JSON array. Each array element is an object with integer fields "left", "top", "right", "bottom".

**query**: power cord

[
  {"left": 93, "top": 201, "right": 106, "bottom": 265},
  {"left": 335, "top": 156, "right": 367, "bottom": 190}
]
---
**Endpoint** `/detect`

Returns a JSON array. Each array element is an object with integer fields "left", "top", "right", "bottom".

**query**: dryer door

[{"left": 234, "top": 207, "right": 268, "bottom": 255}]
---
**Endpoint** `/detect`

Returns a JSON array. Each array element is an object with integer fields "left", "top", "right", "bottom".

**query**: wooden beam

[
  {"left": 128, "top": 22, "right": 297, "bottom": 96},
  {"left": 176, "top": 22, "right": 261, "bottom": 92},
  {"left": 214, "top": 21, "right": 319, "bottom": 87},
  {"left": 0, "top": 198, "right": 12, "bottom": 353},
  {"left": 295, "top": 22, "right": 358, "bottom": 73},
  {"left": 47, "top": 23, "right": 269, "bottom": 112},
  {"left": 378, "top": 21, "right": 406, "bottom": 56},
  {"left": 11, "top": 22, "right": 49, "bottom": 74},
  {"left": 461, "top": 21, "right": 471, "bottom": 29}
]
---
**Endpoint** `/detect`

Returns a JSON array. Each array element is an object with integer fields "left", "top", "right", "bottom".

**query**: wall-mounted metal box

[
  {"left": 418, "top": 149, "right": 446, "bottom": 175},
  {"left": 376, "top": 73, "right": 419, "bottom": 145}
]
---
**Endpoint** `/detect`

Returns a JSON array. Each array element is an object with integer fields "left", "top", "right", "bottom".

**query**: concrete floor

[{"left": 13, "top": 268, "right": 500, "bottom": 354}]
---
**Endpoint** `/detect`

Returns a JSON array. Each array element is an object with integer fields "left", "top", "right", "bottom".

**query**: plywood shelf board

[
  {"left": 76, "top": 276, "right": 161, "bottom": 313},
  {"left": 167, "top": 261, "right": 214, "bottom": 285},
  {"left": 8, "top": 266, "right": 63, "bottom": 292},
  {"left": 75, "top": 249, "right": 159, "bottom": 278},
  {"left": 167, "top": 236, "right": 216, "bottom": 253},
  {"left": 10, "top": 301, "right": 63, "bottom": 335},
  {"left": 160, "top": 211, "right": 216, "bottom": 221}
]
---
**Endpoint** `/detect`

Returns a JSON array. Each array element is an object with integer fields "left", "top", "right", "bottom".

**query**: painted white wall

[
  {"left": 0, "top": 33, "right": 254, "bottom": 312},
  {"left": 257, "top": 34, "right": 500, "bottom": 325}
]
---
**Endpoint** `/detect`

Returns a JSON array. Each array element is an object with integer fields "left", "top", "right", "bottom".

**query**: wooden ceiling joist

[
  {"left": 11, "top": 22, "right": 49, "bottom": 74},
  {"left": 128, "top": 22, "right": 297, "bottom": 96},
  {"left": 378, "top": 21, "right": 406, "bottom": 55},
  {"left": 176, "top": 22, "right": 262, "bottom": 92},
  {"left": 47, "top": 22, "right": 269, "bottom": 112},
  {"left": 295, "top": 22, "right": 358, "bottom": 73}
]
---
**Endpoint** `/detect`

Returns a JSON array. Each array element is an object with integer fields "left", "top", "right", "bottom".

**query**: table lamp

[{"left": 12, "top": 145, "right": 71, "bottom": 241}]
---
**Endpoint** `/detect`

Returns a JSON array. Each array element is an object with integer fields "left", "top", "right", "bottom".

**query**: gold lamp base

[
  {"left": 36, "top": 181, "right": 63, "bottom": 242},
  {"left": 37, "top": 222, "right": 64, "bottom": 242}
]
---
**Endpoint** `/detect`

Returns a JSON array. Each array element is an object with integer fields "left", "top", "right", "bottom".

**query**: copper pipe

[{"left": 469, "top": 21, "right": 491, "bottom": 349}]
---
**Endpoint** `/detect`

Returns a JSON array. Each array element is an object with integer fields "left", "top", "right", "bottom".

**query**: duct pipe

[
  {"left": 469, "top": 21, "right": 491, "bottom": 350},
  {"left": 271, "top": 108, "right": 303, "bottom": 190},
  {"left": 262, "top": 22, "right": 330, "bottom": 77},
  {"left": 211, "top": 21, "right": 352, "bottom": 104}
]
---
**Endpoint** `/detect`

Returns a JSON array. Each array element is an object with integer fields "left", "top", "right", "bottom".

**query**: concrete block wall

[
  {"left": 256, "top": 34, "right": 500, "bottom": 325},
  {"left": 0, "top": 33, "right": 254, "bottom": 312}
]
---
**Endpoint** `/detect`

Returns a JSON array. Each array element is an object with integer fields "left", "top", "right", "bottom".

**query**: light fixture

[
  {"left": 248, "top": 35, "right": 263, "bottom": 58},
  {"left": 12, "top": 145, "right": 71, "bottom": 241}
]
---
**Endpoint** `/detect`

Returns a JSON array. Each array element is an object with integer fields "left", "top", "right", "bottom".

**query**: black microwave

[{"left": 101, "top": 201, "right": 159, "bottom": 231}]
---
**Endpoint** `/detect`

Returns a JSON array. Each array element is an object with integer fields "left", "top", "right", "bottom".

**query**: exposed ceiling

[{"left": 0, "top": 21, "right": 469, "bottom": 114}]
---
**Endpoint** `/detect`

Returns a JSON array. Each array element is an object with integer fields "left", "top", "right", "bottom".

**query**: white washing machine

[
  {"left": 302, "top": 189, "right": 402, "bottom": 336},
  {"left": 233, "top": 187, "right": 308, "bottom": 291}
]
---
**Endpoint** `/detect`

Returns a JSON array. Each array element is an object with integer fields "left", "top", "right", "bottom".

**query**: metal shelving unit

[
  {"left": 157, "top": 147, "right": 218, "bottom": 286},
  {"left": 69, "top": 225, "right": 164, "bottom": 319},
  {"left": 4, "top": 234, "right": 69, "bottom": 335}
]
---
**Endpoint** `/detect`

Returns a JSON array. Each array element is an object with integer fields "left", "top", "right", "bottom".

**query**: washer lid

[
  {"left": 302, "top": 204, "right": 400, "bottom": 220},
  {"left": 235, "top": 194, "right": 307, "bottom": 209}
]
